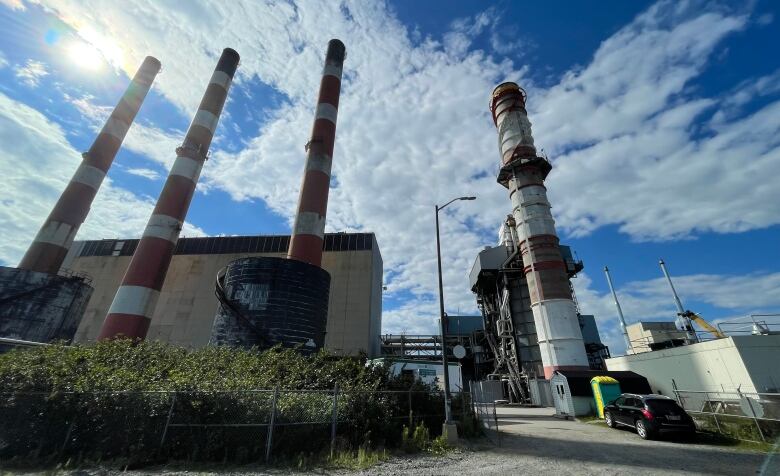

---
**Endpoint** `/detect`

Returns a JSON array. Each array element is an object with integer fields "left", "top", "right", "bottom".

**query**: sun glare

[
  {"left": 67, "top": 40, "right": 104, "bottom": 70},
  {"left": 64, "top": 26, "right": 126, "bottom": 73}
]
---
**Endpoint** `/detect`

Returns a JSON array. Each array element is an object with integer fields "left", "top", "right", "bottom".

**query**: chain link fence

[
  {"left": 470, "top": 382, "right": 502, "bottom": 446},
  {"left": 0, "top": 388, "right": 475, "bottom": 464},
  {"left": 674, "top": 389, "right": 780, "bottom": 443}
]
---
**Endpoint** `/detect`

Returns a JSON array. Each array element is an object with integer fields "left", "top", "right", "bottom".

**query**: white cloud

[
  {"left": 14, "top": 59, "right": 48, "bottom": 87},
  {"left": 66, "top": 94, "right": 183, "bottom": 169},
  {"left": 0, "top": 0, "right": 24, "bottom": 11},
  {"left": 0, "top": 91, "right": 203, "bottom": 266},
  {"left": 20, "top": 0, "right": 780, "bottom": 338},
  {"left": 125, "top": 167, "right": 161, "bottom": 180}
]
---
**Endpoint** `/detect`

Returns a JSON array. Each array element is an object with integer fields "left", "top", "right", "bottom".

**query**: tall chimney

[
  {"left": 18, "top": 57, "right": 161, "bottom": 275},
  {"left": 489, "top": 82, "right": 588, "bottom": 379},
  {"left": 287, "top": 39, "right": 346, "bottom": 267},
  {"left": 98, "top": 48, "right": 240, "bottom": 340}
]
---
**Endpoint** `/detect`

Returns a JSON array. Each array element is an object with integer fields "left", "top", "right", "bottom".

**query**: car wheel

[
  {"left": 605, "top": 412, "right": 616, "bottom": 428},
  {"left": 635, "top": 419, "right": 653, "bottom": 440}
]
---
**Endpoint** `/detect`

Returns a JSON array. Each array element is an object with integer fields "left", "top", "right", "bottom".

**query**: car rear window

[{"left": 645, "top": 399, "right": 683, "bottom": 412}]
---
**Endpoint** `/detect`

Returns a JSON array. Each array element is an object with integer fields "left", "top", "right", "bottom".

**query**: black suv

[{"left": 603, "top": 394, "right": 696, "bottom": 440}]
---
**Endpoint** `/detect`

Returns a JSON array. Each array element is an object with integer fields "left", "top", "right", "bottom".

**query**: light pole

[{"left": 435, "top": 195, "right": 476, "bottom": 428}]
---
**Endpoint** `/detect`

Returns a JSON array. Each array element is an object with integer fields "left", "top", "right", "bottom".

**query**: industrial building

[
  {"left": 61, "top": 232, "right": 383, "bottom": 356},
  {"left": 1, "top": 40, "right": 374, "bottom": 359},
  {"left": 606, "top": 334, "right": 780, "bottom": 395},
  {"left": 626, "top": 321, "right": 689, "bottom": 354}
]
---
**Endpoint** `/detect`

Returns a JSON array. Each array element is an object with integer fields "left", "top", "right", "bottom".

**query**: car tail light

[{"left": 641, "top": 408, "right": 654, "bottom": 420}]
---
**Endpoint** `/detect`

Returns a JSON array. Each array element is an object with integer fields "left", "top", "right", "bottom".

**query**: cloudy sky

[{"left": 0, "top": 0, "right": 778, "bottom": 354}]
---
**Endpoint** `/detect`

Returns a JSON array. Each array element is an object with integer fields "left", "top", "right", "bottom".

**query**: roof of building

[
  {"left": 552, "top": 370, "right": 652, "bottom": 396},
  {"left": 73, "top": 233, "right": 377, "bottom": 258}
]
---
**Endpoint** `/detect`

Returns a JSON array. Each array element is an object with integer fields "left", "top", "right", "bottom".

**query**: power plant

[
  {"left": 0, "top": 37, "right": 778, "bottom": 446},
  {"left": 0, "top": 40, "right": 383, "bottom": 360}
]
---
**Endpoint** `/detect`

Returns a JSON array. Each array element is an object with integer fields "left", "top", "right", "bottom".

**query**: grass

[
  {"left": 693, "top": 431, "right": 780, "bottom": 454},
  {"left": 576, "top": 415, "right": 606, "bottom": 425},
  {"left": 327, "top": 447, "right": 391, "bottom": 470}
]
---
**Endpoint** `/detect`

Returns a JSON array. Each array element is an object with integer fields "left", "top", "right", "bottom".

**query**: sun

[
  {"left": 64, "top": 27, "right": 125, "bottom": 72},
  {"left": 67, "top": 40, "right": 105, "bottom": 70}
]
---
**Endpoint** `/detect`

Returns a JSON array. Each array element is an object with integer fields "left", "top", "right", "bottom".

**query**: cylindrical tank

[{"left": 210, "top": 257, "right": 330, "bottom": 354}]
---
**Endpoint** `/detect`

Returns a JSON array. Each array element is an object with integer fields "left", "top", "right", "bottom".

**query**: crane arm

[{"left": 683, "top": 311, "right": 726, "bottom": 339}]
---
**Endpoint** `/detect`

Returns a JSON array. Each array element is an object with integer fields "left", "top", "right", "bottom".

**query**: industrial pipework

[
  {"left": 18, "top": 57, "right": 161, "bottom": 275},
  {"left": 287, "top": 39, "right": 346, "bottom": 267},
  {"left": 98, "top": 48, "right": 239, "bottom": 340},
  {"left": 489, "top": 82, "right": 588, "bottom": 379}
]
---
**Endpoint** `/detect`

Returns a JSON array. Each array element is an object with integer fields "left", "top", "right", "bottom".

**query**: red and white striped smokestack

[
  {"left": 98, "top": 48, "right": 240, "bottom": 341},
  {"left": 18, "top": 57, "right": 161, "bottom": 275},
  {"left": 287, "top": 39, "right": 346, "bottom": 267},
  {"left": 490, "top": 82, "right": 589, "bottom": 379}
]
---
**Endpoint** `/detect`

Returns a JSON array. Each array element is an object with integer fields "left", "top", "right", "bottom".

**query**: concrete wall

[
  {"left": 605, "top": 335, "right": 780, "bottom": 395},
  {"left": 732, "top": 335, "right": 780, "bottom": 392},
  {"left": 65, "top": 236, "right": 382, "bottom": 356},
  {"left": 0, "top": 266, "right": 93, "bottom": 343}
]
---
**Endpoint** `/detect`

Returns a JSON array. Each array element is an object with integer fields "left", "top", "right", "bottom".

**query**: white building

[
  {"left": 372, "top": 358, "right": 463, "bottom": 392},
  {"left": 605, "top": 335, "right": 780, "bottom": 395}
]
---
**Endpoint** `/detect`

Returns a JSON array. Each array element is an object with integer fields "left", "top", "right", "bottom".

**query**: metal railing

[
  {"left": 0, "top": 389, "right": 474, "bottom": 463},
  {"left": 674, "top": 389, "right": 780, "bottom": 443}
]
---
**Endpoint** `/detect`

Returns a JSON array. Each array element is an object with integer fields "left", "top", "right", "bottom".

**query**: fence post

[
  {"left": 704, "top": 391, "right": 723, "bottom": 436},
  {"left": 265, "top": 386, "right": 279, "bottom": 463},
  {"left": 330, "top": 384, "right": 339, "bottom": 458},
  {"left": 493, "top": 402, "right": 501, "bottom": 447},
  {"left": 159, "top": 392, "right": 176, "bottom": 449},
  {"left": 61, "top": 392, "right": 79, "bottom": 454},
  {"left": 408, "top": 387, "right": 413, "bottom": 427},
  {"left": 739, "top": 389, "right": 766, "bottom": 442}
]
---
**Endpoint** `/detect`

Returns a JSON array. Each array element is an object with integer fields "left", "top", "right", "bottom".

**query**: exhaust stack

[
  {"left": 489, "top": 82, "right": 588, "bottom": 379},
  {"left": 18, "top": 57, "right": 161, "bottom": 274},
  {"left": 287, "top": 39, "right": 346, "bottom": 267},
  {"left": 98, "top": 48, "right": 240, "bottom": 340},
  {"left": 604, "top": 266, "right": 633, "bottom": 354}
]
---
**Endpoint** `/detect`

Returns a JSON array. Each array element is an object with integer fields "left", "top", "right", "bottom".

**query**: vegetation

[
  {"left": 401, "top": 422, "right": 452, "bottom": 455},
  {"left": 0, "top": 340, "right": 465, "bottom": 468}
]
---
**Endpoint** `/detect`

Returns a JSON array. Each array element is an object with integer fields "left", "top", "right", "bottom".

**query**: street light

[{"left": 435, "top": 195, "right": 476, "bottom": 430}]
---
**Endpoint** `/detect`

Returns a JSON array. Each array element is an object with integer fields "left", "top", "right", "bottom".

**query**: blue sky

[{"left": 0, "top": 0, "right": 778, "bottom": 355}]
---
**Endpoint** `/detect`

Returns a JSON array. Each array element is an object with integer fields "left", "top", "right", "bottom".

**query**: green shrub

[{"left": 0, "top": 340, "right": 455, "bottom": 466}]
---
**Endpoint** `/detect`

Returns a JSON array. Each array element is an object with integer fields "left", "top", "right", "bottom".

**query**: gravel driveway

[{"left": 342, "top": 406, "right": 777, "bottom": 476}]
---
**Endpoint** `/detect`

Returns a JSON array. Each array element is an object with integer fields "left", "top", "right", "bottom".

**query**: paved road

[{"left": 350, "top": 406, "right": 778, "bottom": 476}]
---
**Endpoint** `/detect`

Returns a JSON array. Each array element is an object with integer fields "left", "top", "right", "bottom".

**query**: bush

[{"left": 0, "top": 340, "right": 451, "bottom": 466}]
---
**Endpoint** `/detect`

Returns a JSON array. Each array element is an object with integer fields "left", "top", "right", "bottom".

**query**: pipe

[
  {"left": 287, "top": 39, "right": 346, "bottom": 267},
  {"left": 98, "top": 48, "right": 240, "bottom": 340},
  {"left": 18, "top": 57, "right": 161, "bottom": 275},
  {"left": 489, "top": 82, "right": 588, "bottom": 379},
  {"left": 659, "top": 259, "right": 698, "bottom": 342},
  {"left": 604, "top": 266, "right": 633, "bottom": 354}
]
